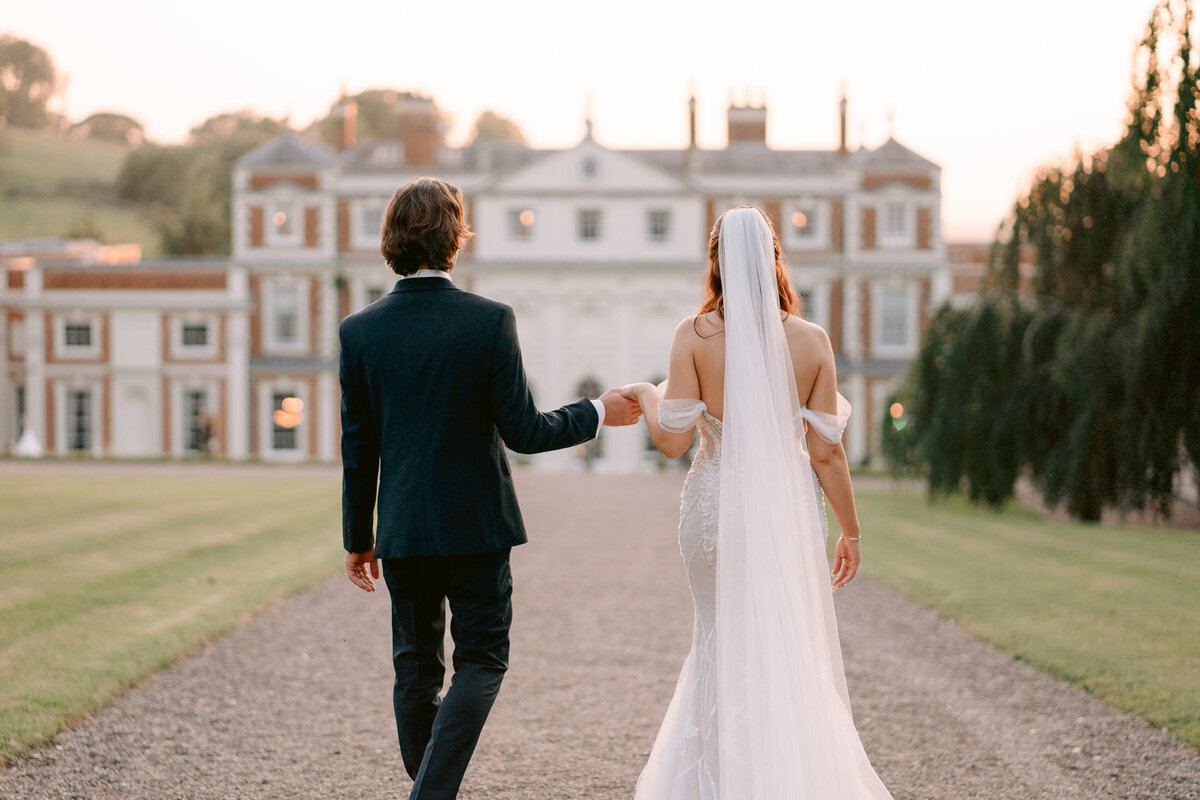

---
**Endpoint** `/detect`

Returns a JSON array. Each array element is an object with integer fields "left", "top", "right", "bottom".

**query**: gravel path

[{"left": 2, "top": 471, "right": 1197, "bottom": 800}]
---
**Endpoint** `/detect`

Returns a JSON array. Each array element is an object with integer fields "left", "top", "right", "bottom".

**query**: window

[
  {"left": 798, "top": 289, "right": 814, "bottom": 319},
  {"left": 67, "top": 389, "right": 92, "bottom": 452},
  {"left": 792, "top": 207, "right": 818, "bottom": 238},
  {"left": 268, "top": 199, "right": 301, "bottom": 246},
  {"left": 273, "top": 203, "right": 295, "bottom": 235},
  {"left": 508, "top": 208, "right": 535, "bottom": 240},
  {"left": 181, "top": 323, "right": 208, "bottom": 347},
  {"left": 885, "top": 202, "right": 907, "bottom": 238},
  {"left": 647, "top": 210, "right": 671, "bottom": 243},
  {"left": 271, "top": 392, "right": 302, "bottom": 451},
  {"left": 581, "top": 158, "right": 597, "bottom": 179},
  {"left": 185, "top": 390, "right": 208, "bottom": 452},
  {"left": 64, "top": 323, "right": 92, "bottom": 347},
  {"left": 272, "top": 285, "right": 300, "bottom": 345},
  {"left": 365, "top": 286, "right": 386, "bottom": 305},
  {"left": 577, "top": 209, "right": 602, "bottom": 242},
  {"left": 359, "top": 205, "right": 383, "bottom": 242},
  {"left": 879, "top": 286, "right": 911, "bottom": 348}
]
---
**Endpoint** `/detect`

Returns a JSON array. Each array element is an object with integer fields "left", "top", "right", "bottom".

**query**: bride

[{"left": 622, "top": 207, "right": 893, "bottom": 799}]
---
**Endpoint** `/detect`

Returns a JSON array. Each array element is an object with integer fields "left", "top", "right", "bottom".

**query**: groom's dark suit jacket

[{"left": 339, "top": 276, "right": 599, "bottom": 559}]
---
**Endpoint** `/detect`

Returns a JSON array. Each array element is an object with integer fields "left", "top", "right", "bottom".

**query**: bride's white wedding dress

[{"left": 634, "top": 209, "right": 893, "bottom": 800}]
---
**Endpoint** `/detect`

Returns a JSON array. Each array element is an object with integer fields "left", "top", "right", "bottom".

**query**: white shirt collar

[{"left": 402, "top": 268, "right": 453, "bottom": 281}]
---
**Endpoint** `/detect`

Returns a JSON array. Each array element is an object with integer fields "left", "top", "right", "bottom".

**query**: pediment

[{"left": 494, "top": 139, "right": 686, "bottom": 193}]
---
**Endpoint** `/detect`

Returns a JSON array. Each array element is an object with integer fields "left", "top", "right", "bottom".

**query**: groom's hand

[
  {"left": 599, "top": 387, "right": 642, "bottom": 426},
  {"left": 346, "top": 547, "right": 380, "bottom": 592}
]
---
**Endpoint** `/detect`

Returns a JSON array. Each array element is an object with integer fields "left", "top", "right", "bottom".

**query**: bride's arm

[
  {"left": 805, "top": 333, "right": 862, "bottom": 590},
  {"left": 625, "top": 321, "right": 701, "bottom": 460}
]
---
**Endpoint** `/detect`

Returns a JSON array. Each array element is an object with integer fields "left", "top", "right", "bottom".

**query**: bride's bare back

[{"left": 664, "top": 310, "right": 840, "bottom": 421}]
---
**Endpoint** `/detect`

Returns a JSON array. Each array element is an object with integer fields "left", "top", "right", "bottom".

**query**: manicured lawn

[
  {"left": 838, "top": 488, "right": 1200, "bottom": 748},
  {"left": 0, "top": 127, "right": 161, "bottom": 253},
  {"left": 0, "top": 469, "right": 341, "bottom": 764},
  {"left": 0, "top": 127, "right": 131, "bottom": 190},
  {"left": 0, "top": 196, "right": 161, "bottom": 254}
]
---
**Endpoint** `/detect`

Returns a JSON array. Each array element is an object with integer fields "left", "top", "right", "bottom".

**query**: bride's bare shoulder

[
  {"left": 679, "top": 311, "right": 724, "bottom": 341},
  {"left": 784, "top": 315, "right": 834, "bottom": 358}
]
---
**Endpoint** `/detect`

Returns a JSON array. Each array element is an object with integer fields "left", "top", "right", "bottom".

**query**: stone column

[
  {"left": 0, "top": 279, "right": 10, "bottom": 450},
  {"left": 845, "top": 373, "right": 868, "bottom": 466},
  {"left": 533, "top": 296, "right": 574, "bottom": 471},
  {"left": 225, "top": 266, "right": 251, "bottom": 460},
  {"left": 24, "top": 280, "right": 47, "bottom": 455},
  {"left": 841, "top": 274, "right": 867, "bottom": 465},
  {"left": 602, "top": 297, "right": 641, "bottom": 474},
  {"left": 317, "top": 271, "right": 338, "bottom": 462},
  {"left": 842, "top": 274, "right": 863, "bottom": 362}
]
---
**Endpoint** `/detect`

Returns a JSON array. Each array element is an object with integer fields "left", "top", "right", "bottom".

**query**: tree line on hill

[
  {"left": 1, "top": 34, "right": 524, "bottom": 254},
  {"left": 885, "top": 0, "right": 1200, "bottom": 522}
]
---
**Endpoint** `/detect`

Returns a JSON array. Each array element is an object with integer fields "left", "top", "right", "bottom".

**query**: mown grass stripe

[{"left": 842, "top": 489, "right": 1200, "bottom": 748}]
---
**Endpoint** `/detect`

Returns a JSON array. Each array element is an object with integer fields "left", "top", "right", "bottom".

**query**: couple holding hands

[{"left": 339, "top": 177, "right": 889, "bottom": 799}]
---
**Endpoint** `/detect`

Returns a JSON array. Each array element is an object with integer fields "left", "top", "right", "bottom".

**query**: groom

[{"left": 339, "top": 176, "right": 641, "bottom": 799}]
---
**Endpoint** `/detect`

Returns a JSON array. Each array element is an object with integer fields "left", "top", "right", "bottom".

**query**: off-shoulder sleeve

[
  {"left": 800, "top": 392, "right": 852, "bottom": 444},
  {"left": 658, "top": 393, "right": 707, "bottom": 434}
]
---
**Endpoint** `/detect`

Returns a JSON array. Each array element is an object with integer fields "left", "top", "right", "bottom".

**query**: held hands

[
  {"left": 619, "top": 382, "right": 656, "bottom": 406},
  {"left": 346, "top": 547, "right": 380, "bottom": 593},
  {"left": 831, "top": 536, "right": 860, "bottom": 592},
  {"left": 599, "top": 387, "right": 643, "bottom": 426}
]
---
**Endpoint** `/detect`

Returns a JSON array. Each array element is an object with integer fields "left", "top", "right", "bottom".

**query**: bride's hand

[
  {"left": 831, "top": 536, "right": 860, "bottom": 592},
  {"left": 620, "top": 382, "right": 654, "bottom": 404}
]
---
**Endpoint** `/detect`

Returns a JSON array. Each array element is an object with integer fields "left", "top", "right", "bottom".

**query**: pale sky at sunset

[{"left": 7, "top": 0, "right": 1162, "bottom": 239}]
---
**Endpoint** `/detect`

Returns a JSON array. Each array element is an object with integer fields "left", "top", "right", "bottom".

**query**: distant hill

[{"left": 0, "top": 127, "right": 161, "bottom": 254}]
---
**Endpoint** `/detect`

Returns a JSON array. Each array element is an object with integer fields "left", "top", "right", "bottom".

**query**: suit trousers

[{"left": 381, "top": 550, "right": 512, "bottom": 800}]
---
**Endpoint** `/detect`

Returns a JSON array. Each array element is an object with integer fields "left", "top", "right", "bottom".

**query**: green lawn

[
  {"left": 0, "top": 127, "right": 131, "bottom": 191},
  {"left": 0, "top": 195, "right": 161, "bottom": 254},
  {"left": 838, "top": 489, "right": 1200, "bottom": 748},
  {"left": 0, "top": 469, "right": 342, "bottom": 764},
  {"left": 0, "top": 127, "right": 161, "bottom": 253},
  {"left": 1, "top": 472, "right": 1195, "bottom": 766}
]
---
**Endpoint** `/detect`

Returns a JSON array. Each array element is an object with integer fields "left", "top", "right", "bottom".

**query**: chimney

[
  {"left": 727, "top": 102, "right": 766, "bottom": 146},
  {"left": 333, "top": 94, "right": 357, "bottom": 152},
  {"left": 399, "top": 95, "right": 441, "bottom": 167},
  {"left": 838, "top": 89, "right": 848, "bottom": 155},
  {"left": 688, "top": 94, "right": 697, "bottom": 150},
  {"left": 685, "top": 94, "right": 699, "bottom": 172}
]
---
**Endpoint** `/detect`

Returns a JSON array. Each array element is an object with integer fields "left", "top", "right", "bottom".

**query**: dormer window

[
  {"left": 581, "top": 158, "right": 597, "bottom": 179},
  {"left": 371, "top": 144, "right": 401, "bottom": 166}
]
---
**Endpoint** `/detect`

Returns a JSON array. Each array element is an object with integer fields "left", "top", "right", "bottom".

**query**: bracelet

[{"left": 841, "top": 535, "right": 861, "bottom": 541}]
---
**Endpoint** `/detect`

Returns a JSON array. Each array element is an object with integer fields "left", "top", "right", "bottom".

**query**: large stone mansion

[{"left": 0, "top": 93, "right": 976, "bottom": 471}]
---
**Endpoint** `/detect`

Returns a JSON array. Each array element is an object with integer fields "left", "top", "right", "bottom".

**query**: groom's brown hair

[{"left": 380, "top": 177, "right": 474, "bottom": 275}]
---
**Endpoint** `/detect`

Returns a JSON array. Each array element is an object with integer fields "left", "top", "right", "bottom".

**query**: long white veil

[{"left": 715, "top": 208, "right": 891, "bottom": 798}]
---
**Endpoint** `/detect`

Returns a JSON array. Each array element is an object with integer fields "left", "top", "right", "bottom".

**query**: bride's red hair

[{"left": 698, "top": 206, "right": 799, "bottom": 323}]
